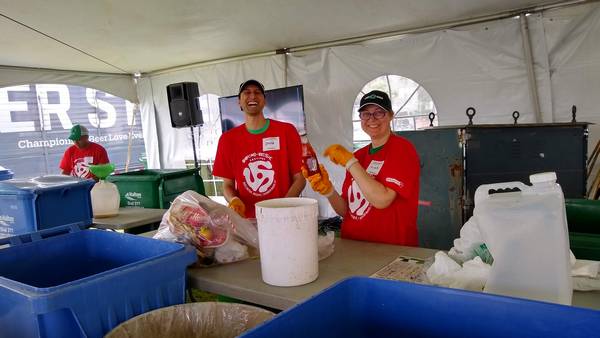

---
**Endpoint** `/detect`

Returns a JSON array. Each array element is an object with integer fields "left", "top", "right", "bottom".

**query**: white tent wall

[
  {"left": 0, "top": 66, "right": 138, "bottom": 103},
  {"left": 542, "top": 3, "right": 600, "bottom": 162},
  {"left": 138, "top": 2, "right": 600, "bottom": 196},
  {"left": 136, "top": 55, "right": 285, "bottom": 169}
]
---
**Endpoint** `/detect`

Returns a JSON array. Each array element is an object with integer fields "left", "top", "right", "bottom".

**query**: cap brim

[{"left": 358, "top": 103, "right": 392, "bottom": 112}]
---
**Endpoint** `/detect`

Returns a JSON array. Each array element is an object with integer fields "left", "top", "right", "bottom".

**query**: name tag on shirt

[
  {"left": 366, "top": 160, "right": 384, "bottom": 176},
  {"left": 263, "top": 137, "right": 280, "bottom": 151}
]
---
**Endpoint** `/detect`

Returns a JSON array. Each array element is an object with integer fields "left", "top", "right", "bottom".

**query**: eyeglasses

[{"left": 359, "top": 110, "right": 388, "bottom": 120}]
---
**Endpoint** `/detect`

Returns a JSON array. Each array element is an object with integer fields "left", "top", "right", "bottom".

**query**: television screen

[{"left": 219, "top": 85, "right": 306, "bottom": 134}]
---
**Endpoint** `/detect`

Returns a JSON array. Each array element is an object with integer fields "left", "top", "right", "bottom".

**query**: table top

[
  {"left": 92, "top": 207, "right": 166, "bottom": 230},
  {"left": 186, "top": 238, "right": 600, "bottom": 311},
  {"left": 187, "top": 238, "right": 437, "bottom": 310}
]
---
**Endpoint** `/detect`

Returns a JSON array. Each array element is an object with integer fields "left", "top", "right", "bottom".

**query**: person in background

[
  {"left": 59, "top": 124, "right": 109, "bottom": 180},
  {"left": 213, "top": 79, "right": 306, "bottom": 218},
  {"left": 303, "top": 90, "right": 420, "bottom": 246}
]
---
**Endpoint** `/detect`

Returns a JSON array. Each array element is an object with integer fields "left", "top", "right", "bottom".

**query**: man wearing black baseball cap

[
  {"left": 303, "top": 90, "right": 421, "bottom": 246},
  {"left": 213, "top": 79, "right": 305, "bottom": 218}
]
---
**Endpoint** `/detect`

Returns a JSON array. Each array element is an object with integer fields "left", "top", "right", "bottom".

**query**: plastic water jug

[
  {"left": 474, "top": 172, "right": 572, "bottom": 305},
  {"left": 91, "top": 180, "right": 120, "bottom": 218}
]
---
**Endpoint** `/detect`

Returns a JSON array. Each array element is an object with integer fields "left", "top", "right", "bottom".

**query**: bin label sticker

[
  {"left": 262, "top": 137, "right": 280, "bottom": 151},
  {"left": 124, "top": 192, "right": 142, "bottom": 206}
]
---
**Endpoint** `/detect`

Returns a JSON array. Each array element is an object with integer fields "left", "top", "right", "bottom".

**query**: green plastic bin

[
  {"left": 570, "top": 232, "right": 600, "bottom": 261},
  {"left": 566, "top": 199, "right": 600, "bottom": 234},
  {"left": 107, "top": 169, "right": 205, "bottom": 209}
]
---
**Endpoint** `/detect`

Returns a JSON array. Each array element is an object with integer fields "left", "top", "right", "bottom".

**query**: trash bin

[
  {"left": 106, "top": 302, "right": 274, "bottom": 338},
  {"left": 566, "top": 198, "right": 600, "bottom": 234},
  {"left": 0, "top": 227, "right": 197, "bottom": 338},
  {"left": 0, "top": 176, "right": 94, "bottom": 238},
  {"left": 0, "top": 165, "right": 13, "bottom": 181},
  {"left": 107, "top": 169, "right": 205, "bottom": 209},
  {"left": 241, "top": 277, "right": 600, "bottom": 338}
]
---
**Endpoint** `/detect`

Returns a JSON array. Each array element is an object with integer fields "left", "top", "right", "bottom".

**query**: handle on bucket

[
  {"left": 0, "top": 223, "right": 84, "bottom": 248},
  {"left": 474, "top": 181, "right": 529, "bottom": 206}
]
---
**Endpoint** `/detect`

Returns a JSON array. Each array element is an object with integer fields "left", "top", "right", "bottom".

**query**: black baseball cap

[
  {"left": 358, "top": 90, "right": 392, "bottom": 113},
  {"left": 238, "top": 79, "right": 265, "bottom": 97}
]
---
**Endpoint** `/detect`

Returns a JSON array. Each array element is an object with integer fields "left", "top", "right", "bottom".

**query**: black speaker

[{"left": 166, "top": 82, "right": 203, "bottom": 128}]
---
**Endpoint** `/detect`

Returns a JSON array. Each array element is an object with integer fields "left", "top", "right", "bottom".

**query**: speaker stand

[{"left": 190, "top": 126, "right": 200, "bottom": 171}]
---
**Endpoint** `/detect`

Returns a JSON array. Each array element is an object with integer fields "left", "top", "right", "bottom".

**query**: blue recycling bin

[
  {"left": 0, "top": 166, "right": 13, "bottom": 181},
  {"left": 0, "top": 176, "right": 93, "bottom": 238},
  {"left": 241, "top": 277, "right": 600, "bottom": 338},
  {"left": 0, "top": 227, "right": 197, "bottom": 338}
]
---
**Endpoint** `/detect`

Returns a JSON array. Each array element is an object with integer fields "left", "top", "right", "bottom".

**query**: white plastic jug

[
  {"left": 91, "top": 180, "right": 120, "bottom": 218},
  {"left": 255, "top": 198, "right": 319, "bottom": 287},
  {"left": 474, "top": 172, "right": 572, "bottom": 305}
]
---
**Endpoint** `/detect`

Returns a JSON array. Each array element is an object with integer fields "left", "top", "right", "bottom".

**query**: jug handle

[{"left": 474, "top": 182, "right": 529, "bottom": 205}]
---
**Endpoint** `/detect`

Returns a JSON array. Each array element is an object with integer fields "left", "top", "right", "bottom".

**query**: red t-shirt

[
  {"left": 213, "top": 119, "right": 303, "bottom": 218},
  {"left": 59, "top": 142, "right": 110, "bottom": 179},
  {"left": 341, "top": 134, "right": 420, "bottom": 246}
]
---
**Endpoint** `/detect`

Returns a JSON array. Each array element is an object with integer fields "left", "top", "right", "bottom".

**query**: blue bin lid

[
  {"left": 0, "top": 176, "right": 94, "bottom": 196},
  {"left": 0, "top": 166, "right": 13, "bottom": 181},
  {"left": 0, "top": 180, "right": 38, "bottom": 196}
]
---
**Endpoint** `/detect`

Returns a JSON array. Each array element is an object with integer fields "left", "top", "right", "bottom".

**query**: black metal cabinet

[{"left": 464, "top": 123, "right": 588, "bottom": 218}]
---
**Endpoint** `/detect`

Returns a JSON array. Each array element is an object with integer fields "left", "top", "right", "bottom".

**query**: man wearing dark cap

[
  {"left": 59, "top": 124, "right": 109, "bottom": 179},
  {"left": 302, "top": 90, "right": 420, "bottom": 246},
  {"left": 213, "top": 79, "right": 305, "bottom": 218}
]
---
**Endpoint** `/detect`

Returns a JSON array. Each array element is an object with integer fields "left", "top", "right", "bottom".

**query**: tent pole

[{"left": 520, "top": 14, "right": 543, "bottom": 123}]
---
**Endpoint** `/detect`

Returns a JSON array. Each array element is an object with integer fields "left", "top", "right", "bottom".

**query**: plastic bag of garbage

[
  {"left": 154, "top": 191, "right": 258, "bottom": 266},
  {"left": 106, "top": 302, "right": 274, "bottom": 338}
]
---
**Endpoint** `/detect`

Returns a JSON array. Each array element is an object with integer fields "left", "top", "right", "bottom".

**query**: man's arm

[
  {"left": 61, "top": 170, "right": 70, "bottom": 175},
  {"left": 285, "top": 172, "right": 306, "bottom": 197},
  {"left": 221, "top": 178, "right": 238, "bottom": 203}
]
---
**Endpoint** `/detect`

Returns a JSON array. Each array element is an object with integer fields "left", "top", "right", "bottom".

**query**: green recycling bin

[
  {"left": 566, "top": 199, "right": 600, "bottom": 234},
  {"left": 107, "top": 169, "right": 205, "bottom": 209},
  {"left": 570, "top": 232, "right": 600, "bottom": 261}
]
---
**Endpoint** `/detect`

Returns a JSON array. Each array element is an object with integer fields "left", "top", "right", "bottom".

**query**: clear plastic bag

[{"left": 154, "top": 191, "right": 258, "bottom": 266}]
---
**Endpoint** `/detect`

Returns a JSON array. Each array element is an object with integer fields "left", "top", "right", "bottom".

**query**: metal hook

[
  {"left": 466, "top": 107, "right": 476, "bottom": 125},
  {"left": 428, "top": 112, "right": 436, "bottom": 127},
  {"left": 572, "top": 105, "right": 577, "bottom": 123},
  {"left": 512, "top": 111, "right": 520, "bottom": 125}
]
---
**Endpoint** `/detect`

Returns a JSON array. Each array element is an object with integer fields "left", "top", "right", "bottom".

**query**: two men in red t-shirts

[{"left": 214, "top": 80, "right": 420, "bottom": 246}]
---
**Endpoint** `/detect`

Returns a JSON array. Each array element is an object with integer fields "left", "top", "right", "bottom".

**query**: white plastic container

[
  {"left": 474, "top": 172, "right": 572, "bottom": 305},
  {"left": 255, "top": 198, "right": 319, "bottom": 287},
  {"left": 91, "top": 180, "right": 120, "bottom": 218}
]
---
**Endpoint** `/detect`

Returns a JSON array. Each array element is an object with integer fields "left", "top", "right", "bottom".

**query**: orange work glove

[
  {"left": 323, "top": 144, "right": 358, "bottom": 169},
  {"left": 302, "top": 164, "right": 334, "bottom": 197},
  {"left": 228, "top": 197, "right": 246, "bottom": 217}
]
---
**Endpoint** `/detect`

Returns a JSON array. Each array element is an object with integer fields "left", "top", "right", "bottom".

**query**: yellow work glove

[
  {"left": 302, "top": 164, "right": 334, "bottom": 197},
  {"left": 228, "top": 197, "right": 246, "bottom": 218},
  {"left": 323, "top": 144, "right": 358, "bottom": 169}
]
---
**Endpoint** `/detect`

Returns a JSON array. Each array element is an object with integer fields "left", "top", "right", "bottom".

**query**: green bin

[
  {"left": 107, "top": 169, "right": 205, "bottom": 209},
  {"left": 566, "top": 199, "right": 600, "bottom": 234},
  {"left": 570, "top": 232, "right": 600, "bottom": 261}
]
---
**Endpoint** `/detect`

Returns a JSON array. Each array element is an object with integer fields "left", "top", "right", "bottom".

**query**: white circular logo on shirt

[
  {"left": 242, "top": 153, "right": 275, "bottom": 196},
  {"left": 348, "top": 180, "right": 371, "bottom": 219},
  {"left": 73, "top": 157, "right": 92, "bottom": 178}
]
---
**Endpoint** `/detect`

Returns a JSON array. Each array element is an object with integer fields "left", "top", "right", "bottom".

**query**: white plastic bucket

[
  {"left": 474, "top": 172, "right": 572, "bottom": 305},
  {"left": 255, "top": 198, "right": 319, "bottom": 287}
]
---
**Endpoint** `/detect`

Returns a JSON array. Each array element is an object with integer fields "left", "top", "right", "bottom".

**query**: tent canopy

[{"left": 1, "top": 0, "right": 560, "bottom": 74}]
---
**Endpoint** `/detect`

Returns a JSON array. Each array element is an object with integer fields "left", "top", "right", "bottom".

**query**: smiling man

[
  {"left": 302, "top": 90, "right": 420, "bottom": 246},
  {"left": 213, "top": 79, "right": 305, "bottom": 218}
]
